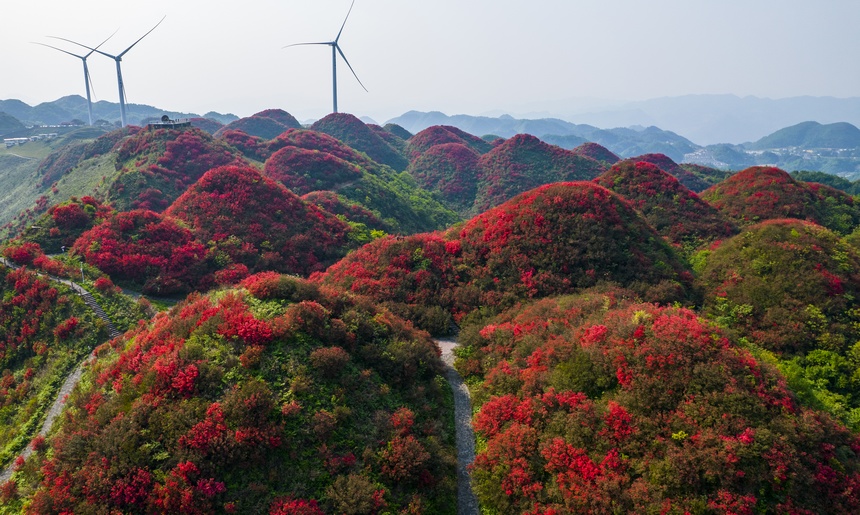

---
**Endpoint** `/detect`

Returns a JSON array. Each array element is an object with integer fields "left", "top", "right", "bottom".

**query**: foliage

[
  {"left": 473, "top": 134, "right": 606, "bottom": 213},
  {"left": 405, "top": 125, "right": 492, "bottom": 159},
  {"left": 0, "top": 265, "right": 102, "bottom": 471},
  {"left": 318, "top": 182, "right": 694, "bottom": 333},
  {"left": 108, "top": 127, "right": 243, "bottom": 212},
  {"left": 571, "top": 142, "right": 619, "bottom": 166},
  {"left": 166, "top": 165, "right": 352, "bottom": 276},
  {"left": 697, "top": 219, "right": 860, "bottom": 427},
  {"left": 19, "top": 196, "right": 114, "bottom": 253},
  {"left": 701, "top": 166, "right": 860, "bottom": 235},
  {"left": 624, "top": 154, "right": 710, "bottom": 192},
  {"left": 311, "top": 113, "right": 409, "bottom": 171},
  {"left": 262, "top": 130, "right": 459, "bottom": 235},
  {"left": 792, "top": 170, "right": 860, "bottom": 196},
  {"left": 13, "top": 274, "right": 456, "bottom": 513},
  {"left": 264, "top": 145, "right": 363, "bottom": 196},
  {"left": 212, "top": 110, "right": 301, "bottom": 140},
  {"left": 458, "top": 293, "right": 860, "bottom": 514},
  {"left": 594, "top": 160, "right": 737, "bottom": 252},
  {"left": 406, "top": 143, "right": 482, "bottom": 215},
  {"left": 300, "top": 191, "right": 390, "bottom": 234}
]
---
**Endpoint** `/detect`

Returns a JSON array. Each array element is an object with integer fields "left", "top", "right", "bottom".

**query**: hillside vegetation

[{"left": 5, "top": 110, "right": 860, "bottom": 513}]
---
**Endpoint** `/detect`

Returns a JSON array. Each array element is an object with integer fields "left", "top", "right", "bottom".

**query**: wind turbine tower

[
  {"left": 51, "top": 17, "right": 165, "bottom": 127},
  {"left": 285, "top": 0, "right": 367, "bottom": 113},
  {"left": 33, "top": 33, "right": 114, "bottom": 126}
]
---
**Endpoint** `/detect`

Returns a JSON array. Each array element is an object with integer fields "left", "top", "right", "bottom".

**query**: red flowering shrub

[
  {"left": 405, "top": 125, "right": 492, "bottom": 159},
  {"left": 269, "top": 497, "right": 324, "bottom": 515},
  {"left": 461, "top": 293, "right": 860, "bottom": 513},
  {"left": 21, "top": 276, "right": 455, "bottom": 513},
  {"left": 701, "top": 166, "right": 860, "bottom": 234},
  {"left": 309, "top": 346, "right": 350, "bottom": 379},
  {"left": 473, "top": 134, "right": 606, "bottom": 212},
  {"left": 264, "top": 145, "right": 363, "bottom": 195},
  {"left": 311, "top": 113, "right": 408, "bottom": 171},
  {"left": 406, "top": 143, "right": 482, "bottom": 215},
  {"left": 93, "top": 276, "right": 117, "bottom": 294},
  {"left": 624, "top": 153, "right": 710, "bottom": 192},
  {"left": 73, "top": 209, "right": 212, "bottom": 294},
  {"left": 165, "top": 165, "right": 352, "bottom": 276},
  {"left": 571, "top": 142, "right": 620, "bottom": 165},
  {"left": 594, "top": 160, "right": 737, "bottom": 250},
  {"left": 2, "top": 241, "right": 43, "bottom": 266}
]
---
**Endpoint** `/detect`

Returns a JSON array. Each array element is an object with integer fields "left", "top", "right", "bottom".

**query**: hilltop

[
  {"left": 7, "top": 273, "right": 457, "bottom": 513},
  {"left": 317, "top": 181, "right": 693, "bottom": 334},
  {"left": 594, "top": 160, "right": 737, "bottom": 251},
  {"left": 700, "top": 166, "right": 860, "bottom": 234}
]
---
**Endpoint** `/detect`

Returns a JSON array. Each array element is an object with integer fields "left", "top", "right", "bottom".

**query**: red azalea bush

[
  {"left": 165, "top": 165, "right": 351, "bottom": 276},
  {"left": 72, "top": 209, "right": 211, "bottom": 294},
  {"left": 405, "top": 125, "right": 492, "bottom": 159},
  {"left": 623, "top": 153, "right": 710, "bottom": 192},
  {"left": 406, "top": 143, "right": 482, "bottom": 215},
  {"left": 2, "top": 241, "right": 43, "bottom": 266},
  {"left": 473, "top": 134, "right": 606, "bottom": 213},
  {"left": 22, "top": 275, "right": 455, "bottom": 513},
  {"left": 594, "top": 160, "right": 737, "bottom": 250},
  {"left": 264, "top": 146, "right": 363, "bottom": 195},
  {"left": 459, "top": 293, "right": 860, "bottom": 514},
  {"left": 311, "top": 113, "right": 409, "bottom": 171},
  {"left": 571, "top": 142, "right": 620, "bottom": 165},
  {"left": 701, "top": 166, "right": 860, "bottom": 234}
]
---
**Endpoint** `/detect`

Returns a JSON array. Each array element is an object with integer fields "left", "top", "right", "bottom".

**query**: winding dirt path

[
  {"left": 437, "top": 338, "right": 479, "bottom": 515},
  {"left": 0, "top": 258, "right": 120, "bottom": 482}
]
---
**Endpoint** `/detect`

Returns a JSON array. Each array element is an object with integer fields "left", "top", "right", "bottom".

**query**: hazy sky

[{"left": 2, "top": 0, "right": 858, "bottom": 122}]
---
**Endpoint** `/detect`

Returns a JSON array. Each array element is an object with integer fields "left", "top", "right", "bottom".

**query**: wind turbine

[
  {"left": 50, "top": 16, "right": 166, "bottom": 127},
  {"left": 32, "top": 32, "right": 115, "bottom": 126},
  {"left": 284, "top": 0, "right": 367, "bottom": 113}
]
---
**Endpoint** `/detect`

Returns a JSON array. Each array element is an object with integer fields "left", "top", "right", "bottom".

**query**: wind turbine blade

[
  {"left": 48, "top": 36, "right": 117, "bottom": 59},
  {"left": 336, "top": 45, "right": 367, "bottom": 92},
  {"left": 335, "top": 0, "right": 356, "bottom": 43},
  {"left": 283, "top": 41, "right": 332, "bottom": 49},
  {"left": 87, "top": 29, "right": 118, "bottom": 58},
  {"left": 118, "top": 15, "right": 166, "bottom": 58},
  {"left": 32, "top": 41, "right": 84, "bottom": 60}
]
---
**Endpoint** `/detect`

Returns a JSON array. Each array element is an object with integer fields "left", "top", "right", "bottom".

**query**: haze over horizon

[{"left": 3, "top": 0, "right": 859, "bottom": 126}]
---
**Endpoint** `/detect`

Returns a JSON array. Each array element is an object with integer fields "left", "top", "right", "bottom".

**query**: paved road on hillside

[
  {"left": 437, "top": 338, "right": 479, "bottom": 515},
  {"left": 0, "top": 257, "right": 120, "bottom": 482}
]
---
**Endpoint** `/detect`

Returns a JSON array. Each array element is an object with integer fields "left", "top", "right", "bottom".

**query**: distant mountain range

[
  {"left": 6, "top": 96, "right": 860, "bottom": 178},
  {"left": 0, "top": 95, "right": 238, "bottom": 130},
  {"left": 526, "top": 94, "right": 860, "bottom": 145}
]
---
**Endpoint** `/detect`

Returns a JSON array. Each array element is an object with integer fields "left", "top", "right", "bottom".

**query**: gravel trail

[
  {"left": 0, "top": 258, "right": 119, "bottom": 482},
  {"left": 437, "top": 338, "right": 479, "bottom": 515}
]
